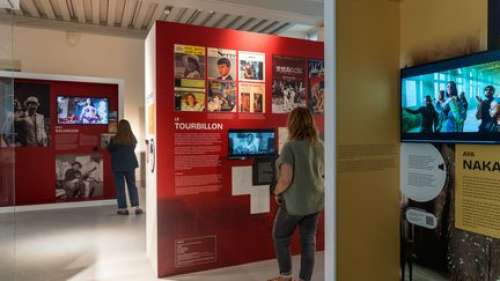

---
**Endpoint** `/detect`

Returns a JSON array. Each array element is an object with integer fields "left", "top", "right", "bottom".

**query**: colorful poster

[
  {"left": 175, "top": 88, "right": 206, "bottom": 112},
  {"left": 308, "top": 59, "right": 325, "bottom": 113},
  {"left": 55, "top": 154, "right": 104, "bottom": 201},
  {"left": 239, "top": 82, "right": 265, "bottom": 113},
  {"left": 239, "top": 51, "right": 265, "bottom": 82},
  {"left": 207, "top": 48, "right": 236, "bottom": 81},
  {"left": 207, "top": 80, "right": 236, "bottom": 112},
  {"left": 174, "top": 44, "right": 206, "bottom": 89},
  {"left": 13, "top": 82, "right": 51, "bottom": 147},
  {"left": 271, "top": 56, "right": 306, "bottom": 113}
]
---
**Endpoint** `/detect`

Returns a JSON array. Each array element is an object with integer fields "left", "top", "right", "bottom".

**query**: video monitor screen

[
  {"left": 228, "top": 129, "right": 276, "bottom": 158},
  {"left": 401, "top": 51, "right": 500, "bottom": 143},
  {"left": 57, "top": 96, "right": 109, "bottom": 125}
]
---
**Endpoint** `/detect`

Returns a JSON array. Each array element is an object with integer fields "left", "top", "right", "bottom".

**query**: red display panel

[
  {"left": 154, "top": 22, "right": 324, "bottom": 277},
  {"left": 12, "top": 79, "right": 119, "bottom": 206}
]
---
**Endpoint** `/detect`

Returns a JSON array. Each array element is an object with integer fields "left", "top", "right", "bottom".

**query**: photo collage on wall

[
  {"left": 271, "top": 56, "right": 306, "bottom": 113},
  {"left": 173, "top": 45, "right": 324, "bottom": 115},
  {"left": 174, "top": 44, "right": 207, "bottom": 112},
  {"left": 55, "top": 154, "right": 104, "bottom": 201}
]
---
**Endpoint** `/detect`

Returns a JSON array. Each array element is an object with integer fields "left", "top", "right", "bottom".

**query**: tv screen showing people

[
  {"left": 57, "top": 96, "right": 109, "bottom": 125},
  {"left": 228, "top": 129, "right": 276, "bottom": 158},
  {"left": 401, "top": 51, "right": 500, "bottom": 143}
]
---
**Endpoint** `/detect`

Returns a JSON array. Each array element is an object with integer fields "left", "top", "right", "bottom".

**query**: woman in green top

[{"left": 268, "top": 107, "right": 325, "bottom": 281}]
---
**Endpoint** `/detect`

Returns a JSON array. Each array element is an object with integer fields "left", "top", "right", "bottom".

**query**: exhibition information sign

[{"left": 455, "top": 144, "right": 500, "bottom": 239}]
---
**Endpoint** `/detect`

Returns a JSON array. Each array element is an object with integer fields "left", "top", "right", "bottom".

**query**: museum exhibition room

[{"left": 1, "top": 0, "right": 498, "bottom": 281}]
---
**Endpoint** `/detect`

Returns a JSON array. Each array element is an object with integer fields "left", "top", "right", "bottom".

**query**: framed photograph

[
  {"left": 239, "top": 82, "right": 265, "bottom": 113},
  {"left": 14, "top": 82, "right": 51, "bottom": 147},
  {"left": 175, "top": 88, "right": 206, "bottom": 112},
  {"left": 208, "top": 80, "right": 236, "bottom": 112},
  {"left": 174, "top": 44, "right": 206, "bottom": 89},
  {"left": 271, "top": 56, "right": 306, "bottom": 113},
  {"left": 239, "top": 51, "right": 265, "bottom": 82},
  {"left": 308, "top": 59, "right": 325, "bottom": 113},
  {"left": 207, "top": 48, "right": 236, "bottom": 81},
  {"left": 55, "top": 154, "right": 104, "bottom": 201}
]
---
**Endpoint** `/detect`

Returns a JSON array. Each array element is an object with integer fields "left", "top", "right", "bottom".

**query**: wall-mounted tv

[
  {"left": 228, "top": 129, "right": 276, "bottom": 159},
  {"left": 401, "top": 51, "right": 500, "bottom": 143},
  {"left": 57, "top": 96, "right": 109, "bottom": 125}
]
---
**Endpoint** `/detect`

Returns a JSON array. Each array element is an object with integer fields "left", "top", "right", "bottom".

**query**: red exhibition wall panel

[
  {"left": 13, "top": 78, "right": 119, "bottom": 206},
  {"left": 154, "top": 22, "right": 325, "bottom": 277}
]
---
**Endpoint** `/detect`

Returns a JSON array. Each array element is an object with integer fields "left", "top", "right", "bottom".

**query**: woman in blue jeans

[
  {"left": 269, "top": 107, "right": 325, "bottom": 281},
  {"left": 107, "top": 119, "right": 143, "bottom": 215}
]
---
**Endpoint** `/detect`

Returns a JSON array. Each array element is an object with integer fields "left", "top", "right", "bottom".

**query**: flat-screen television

[
  {"left": 228, "top": 129, "right": 276, "bottom": 159},
  {"left": 401, "top": 51, "right": 500, "bottom": 143},
  {"left": 57, "top": 96, "right": 109, "bottom": 125}
]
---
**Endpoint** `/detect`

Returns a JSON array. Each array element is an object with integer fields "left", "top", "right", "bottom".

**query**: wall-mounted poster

[
  {"left": 175, "top": 88, "right": 206, "bottom": 112},
  {"left": 239, "top": 82, "right": 265, "bottom": 113},
  {"left": 271, "top": 56, "right": 306, "bottom": 113},
  {"left": 308, "top": 59, "right": 325, "bottom": 113},
  {"left": 208, "top": 48, "right": 236, "bottom": 81},
  {"left": 174, "top": 44, "right": 206, "bottom": 89},
  {"left": 239, "top": 51, "right": 265, "bottom": 82},
  {"left": 14, "top": 82, "right": 51, "bottom": 147},
  {"left": 208, "top": 80, "right": 236, "bottom": 112},
  {"left": 55, "top": 154, "right": 104, "bottom": 201}
]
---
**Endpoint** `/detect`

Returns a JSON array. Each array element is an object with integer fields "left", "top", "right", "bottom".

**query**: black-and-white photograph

[
  {"left": 14, "top": 82, "right": 51, "bottom": 147},
  {"left": 55, "top": 154, "right": 104, "bottom": 201}
]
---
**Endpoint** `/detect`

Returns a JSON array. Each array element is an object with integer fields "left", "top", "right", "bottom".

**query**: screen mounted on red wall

[{"left": 57, "top": 96, "right": 109, "bottom": 125}]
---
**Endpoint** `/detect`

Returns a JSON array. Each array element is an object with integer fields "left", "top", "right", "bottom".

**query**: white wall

[{"left": 1, "top": 25, "right": 145, "bottom": 151}]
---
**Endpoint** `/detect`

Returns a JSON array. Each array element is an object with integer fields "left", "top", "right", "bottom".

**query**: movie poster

[
  {"left": 174, "top": 44, "right": 206, "bottom": 89},
  {"left": 272, "top": 56, "right": 306, "bottom": 113},
  {"left": 207, "top": 48, "right": 236, "bottom": 81},
  {"left": 175, "top": 88, "right": 206, "bottom": 112},
  {"left": 55, "top": 154, "right": 104, "bottom": 201},
  {"left": 239, "top": 51, "right": 265, "bottom": 82},
  {"left": 239, "top": 82, "right": 265, "bottom": 113},
  {"left": 308, "top": 59, "right": 325, "bottom": 113},
  {"left": 13, "top": 82, "right": 51, "bottom": 147},
  {"left": 207, "top": 80, "right": 236, "bottom": 112},
  {"left": 400, "top": 143, "right": 500, "bottom": 281}
]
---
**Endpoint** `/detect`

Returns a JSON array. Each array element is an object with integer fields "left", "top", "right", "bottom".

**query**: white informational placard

[
  {"left": 406, "top": 208, "right": 438, "bottom": 229},
  {"left": 400, "top": 143, "right": 447, "bottom": 202},
  {"left": 231, "top": 166, "right": 270, "bottom": 214}
]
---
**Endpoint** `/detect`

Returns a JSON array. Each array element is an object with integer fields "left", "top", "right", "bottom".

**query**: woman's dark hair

[{"left": 113, "top": 119, "right": 137, "bottom": 146}]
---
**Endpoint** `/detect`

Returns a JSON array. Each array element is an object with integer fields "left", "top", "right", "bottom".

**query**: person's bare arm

[{"left": 273, "top": 163, "right": 293, "bottom": 196}]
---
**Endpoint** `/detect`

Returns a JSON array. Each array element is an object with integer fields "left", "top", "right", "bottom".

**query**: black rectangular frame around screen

[
  {"left": 56, "top": 96, "right": 110, "bottom": 125},
  {"left": 227, "top": 128, "right": 276, "bottom": 159},
  {"left": 400, "top": 50, "right": 500, "bottom": 144}
]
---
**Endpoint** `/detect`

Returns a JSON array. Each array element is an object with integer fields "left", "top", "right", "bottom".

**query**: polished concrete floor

[{"left": 0, "top": 205, "right": 325, "bottom": 281}]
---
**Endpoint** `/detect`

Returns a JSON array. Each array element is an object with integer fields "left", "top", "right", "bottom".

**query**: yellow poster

[
  {"left": 455, "top": 144, "right": 500, "bottom": 238},
  {"left": 147, "top": 103, "right": 156, "bottom": 135}
]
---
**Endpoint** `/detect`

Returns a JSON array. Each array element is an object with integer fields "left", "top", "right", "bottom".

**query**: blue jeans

[
  {"left": 113, "top": 170, "right": 139, "bottom": 209},
  {"left": 273, "top": 206, "right": 320, "bottom": 281}
]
